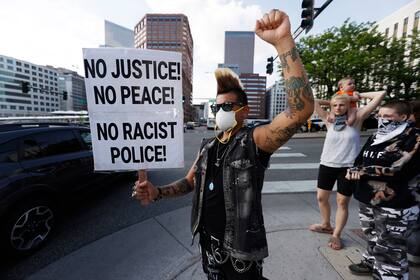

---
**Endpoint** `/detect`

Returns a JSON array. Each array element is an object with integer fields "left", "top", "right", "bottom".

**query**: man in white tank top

[{"left": 309, "top": 90, "right": 386, "bottom": 250}]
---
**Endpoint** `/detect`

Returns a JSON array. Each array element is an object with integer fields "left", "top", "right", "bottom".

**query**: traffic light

[
  {"left": 266, "top": 56, "right": 274, "bottom": 75},
  {"left": 63, "top": 91, "right": 68, "bottom": 100},
  {"left": 21, "top": 81, "right": 30, "bottom": 94},
  {"left": 301, "top": 0, "right": 314, "bottom": 33}
]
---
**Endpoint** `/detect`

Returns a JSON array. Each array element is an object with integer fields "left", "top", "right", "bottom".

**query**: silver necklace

[{"left": 215, "top": 141, "right": 229, "bottom": 167}]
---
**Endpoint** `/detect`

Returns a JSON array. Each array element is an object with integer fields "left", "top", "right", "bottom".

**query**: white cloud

[
  {"left": 0, "top": 0, "right": 102, "bottom": 72},
  {"left": 145, "top": 0, "right": 278, "bottom": 102},
  {"left": 0, "top": 0, "right": 282, "bottom": 103}
]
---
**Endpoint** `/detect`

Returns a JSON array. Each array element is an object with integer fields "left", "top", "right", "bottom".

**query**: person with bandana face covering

[
  {"left": 346, "top": 101, "right": 420, "bottom": 279},
  {"left": 406, "top": 100, "right": 420, "bottom": 265},
  {"left": 132, "top": 8, "right": 315, "bottom": 280},
  {"left": 309, "top": 92, "right": 386, "bottom": 251}
]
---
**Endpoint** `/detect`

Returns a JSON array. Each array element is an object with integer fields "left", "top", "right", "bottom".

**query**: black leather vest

[{"left": 191, "top": 128, "right": 269, "bottom": 261}]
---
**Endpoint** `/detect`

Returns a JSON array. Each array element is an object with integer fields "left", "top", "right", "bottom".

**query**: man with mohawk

[{"left": 133, "top": 8, "right": 314, "bottom": 279}]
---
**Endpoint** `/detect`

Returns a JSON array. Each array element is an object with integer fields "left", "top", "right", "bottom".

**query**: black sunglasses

[{"left": 211, "top": 102, "right": 243, "bottom": 114}]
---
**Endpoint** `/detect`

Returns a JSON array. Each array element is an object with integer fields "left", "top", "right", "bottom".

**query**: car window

[
  {"left": 23, "top": 130, "right": 83, "bottom": 160},
  {"left": 79, "top": 130, "right": 92, "bottom": 150},
  {"left": 0, "top": 140, "right": 18, "bottom": 163}
]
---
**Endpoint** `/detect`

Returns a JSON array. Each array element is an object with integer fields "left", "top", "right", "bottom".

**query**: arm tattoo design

[
  {"left": 264, "top": 123, "right": 301, "bottom": 148},
  {"left": 160, "top": 178, "right": 193, "bottom": 198},
  {"left": 279, "top": 46, "right": 299, "bottom": 73},
  {"left": 284, "top": 76, "right": 313, "bottom": 119}
]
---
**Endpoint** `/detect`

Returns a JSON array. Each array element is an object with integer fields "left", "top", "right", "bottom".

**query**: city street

[
  {"left": 1, "top": 1, "right": 418, "bottom": 279},
  {"left": 0, "top": 127, "right": 370, "bottom": 279}
]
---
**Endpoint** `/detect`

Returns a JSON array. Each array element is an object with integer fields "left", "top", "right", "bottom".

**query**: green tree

[
  {"left": 295, "top": 19, "right": 419, "bottom": 100},
  {"left": 381, "top": 30, "right": 420, "bottom": 100}
]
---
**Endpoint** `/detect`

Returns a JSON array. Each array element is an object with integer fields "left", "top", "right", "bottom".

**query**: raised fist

[{"left": 255, "top": 9, "right": 292, "bottom": 47}]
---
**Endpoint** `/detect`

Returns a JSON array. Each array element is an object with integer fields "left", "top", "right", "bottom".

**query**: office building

[
  {"left": 219, "top": 31, "right": 266, "bottom": 119},
  {"left": 56, "top": 68, "right": 87, "bottom": 111},
  {"left": 376, "top": 0, "right": 420, "bottom": 39},
  {"left": 104, "top": 20, "right": 134, "bottom": 48},
  {"left": 134, "top": 14, "right": 194, "bottom": 121},
  {"left": 0, "top": 55, "right": 60, "bottom": 117},
  {"left": 217, "top": 63, "right": 240, "bottom": 75},
  {"left": 224, "top": 31, "right": 255, "bottom": 74},
  {"left": 266, "top": 79, "right": 287, "bottom": 120},
  {"left": 240, "top": 73, "right": 267, "bottom": 119}
]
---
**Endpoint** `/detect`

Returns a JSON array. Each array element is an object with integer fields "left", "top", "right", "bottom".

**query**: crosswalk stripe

[
  {"left": 268, "top": 163, "right": 319, "bottom": 169},
  {"left": 262, "top": 180, "right": 317, "bottom": 193},
  {"left": 271, "top": 153, "right": 306, "bottom": 158},
  {"left": 277, "top": 146, "right": 291, "bottom": 150}
]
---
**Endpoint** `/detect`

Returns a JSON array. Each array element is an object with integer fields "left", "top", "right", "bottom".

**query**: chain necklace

[{"left": 215, "top": 141, "right": 229, "bottom": 167}]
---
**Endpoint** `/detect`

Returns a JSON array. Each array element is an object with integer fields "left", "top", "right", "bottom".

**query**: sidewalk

[{"left": 27, "top": 192, "right": 419, "bottom": 280}]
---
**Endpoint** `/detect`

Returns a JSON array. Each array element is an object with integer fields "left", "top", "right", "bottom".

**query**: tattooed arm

[
  {"left": 253, "top": 9, "right": 314, "bottom": 153},
  {"left": 133, "top": 154, "right": 197, "bottom": 205}
]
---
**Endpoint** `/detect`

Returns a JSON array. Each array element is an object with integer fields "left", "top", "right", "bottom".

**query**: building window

[
  {"left": 16, "top": 61, "right": 21, "bottom": 66},
  {"left": 393, "top": 22, "right": 398, "bottom": 38},
  {"left": 415, "top": 11, "right": 420, "bottom": 31},
  {"left": 403, "top": 17, "right": 409, "bottom": 38},
  {"left": 16, "top": 68, "right": 22, "bottom": 72}
]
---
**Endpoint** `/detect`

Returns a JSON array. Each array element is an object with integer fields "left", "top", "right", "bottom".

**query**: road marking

[
  {"left": 262, "top": 180, "right": 317, "bottom": 193},
  {"left": 271, "top": 153, "right": 306, "bottom": 158},
  {"left": 268, "top": 163, "right": 319, "bottom": 169},
  {"left": 277, "top": 146, "right": 291, "bottom": 150}
]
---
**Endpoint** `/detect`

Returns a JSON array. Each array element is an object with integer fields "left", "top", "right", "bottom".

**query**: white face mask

[
  {"left": 377, "top": 118, "right": 404, "bottom": 135},
  {"left": 216, "top": 108, "right": 237, "bottom": 131}
]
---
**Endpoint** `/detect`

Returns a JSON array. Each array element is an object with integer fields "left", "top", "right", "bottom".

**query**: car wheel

[{"left": 1, "top": 198, "right": 55, "bottom": 258}]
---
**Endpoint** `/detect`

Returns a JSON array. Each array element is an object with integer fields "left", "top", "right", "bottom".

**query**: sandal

[
  {"left": 309, "top": 224, "right": 334, "bottom": 234},
  {"left": 328, "top": 236, "right": 342, "bottom": 250}
]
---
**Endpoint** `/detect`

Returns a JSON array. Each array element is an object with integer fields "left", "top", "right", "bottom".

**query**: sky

[{"left": 0, "top": 0, "right": 415, "bottom": 103}]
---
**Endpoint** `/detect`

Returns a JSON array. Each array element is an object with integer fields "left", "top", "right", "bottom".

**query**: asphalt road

[{"left": 0, "top": 127, "right": 369, "bottom": 280}]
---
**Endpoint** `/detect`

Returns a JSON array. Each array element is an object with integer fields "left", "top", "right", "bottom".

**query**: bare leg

[
  {"left": 329, "top": 193, "right": 351, "bottom": 250},
  {"left": 317, "top": 188, "right": 332, "bottom": 229}
]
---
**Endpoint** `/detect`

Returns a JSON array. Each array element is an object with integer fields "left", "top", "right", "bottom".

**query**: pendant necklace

[
  {"left": 209, "top": 141, "right": 229, "bottom": 191},
  {"left": 215, "top": 141, "right": 229, "bottom": 167}
]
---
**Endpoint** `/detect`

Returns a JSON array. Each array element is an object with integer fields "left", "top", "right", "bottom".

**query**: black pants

[{"left": 199, "top": 232, "right": 267, "bottom": 280}]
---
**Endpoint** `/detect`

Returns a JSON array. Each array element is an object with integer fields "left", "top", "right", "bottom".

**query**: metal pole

[{"left": 266, "top": 0, "right": 334, "bottom": 66}]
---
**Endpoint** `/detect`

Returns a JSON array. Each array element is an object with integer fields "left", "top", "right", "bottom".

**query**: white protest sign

[{"left": 83, "top": 48, "right": 184, "bottom": 171}]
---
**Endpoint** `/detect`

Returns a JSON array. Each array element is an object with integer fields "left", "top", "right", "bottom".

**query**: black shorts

[{"left": 317, "top": 164, "right": 355, "bottom": 197}]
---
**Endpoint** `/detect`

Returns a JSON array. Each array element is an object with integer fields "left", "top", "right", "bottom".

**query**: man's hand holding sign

[{"left": 131, "top": 170, "right": 158, "bottom": 206}]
